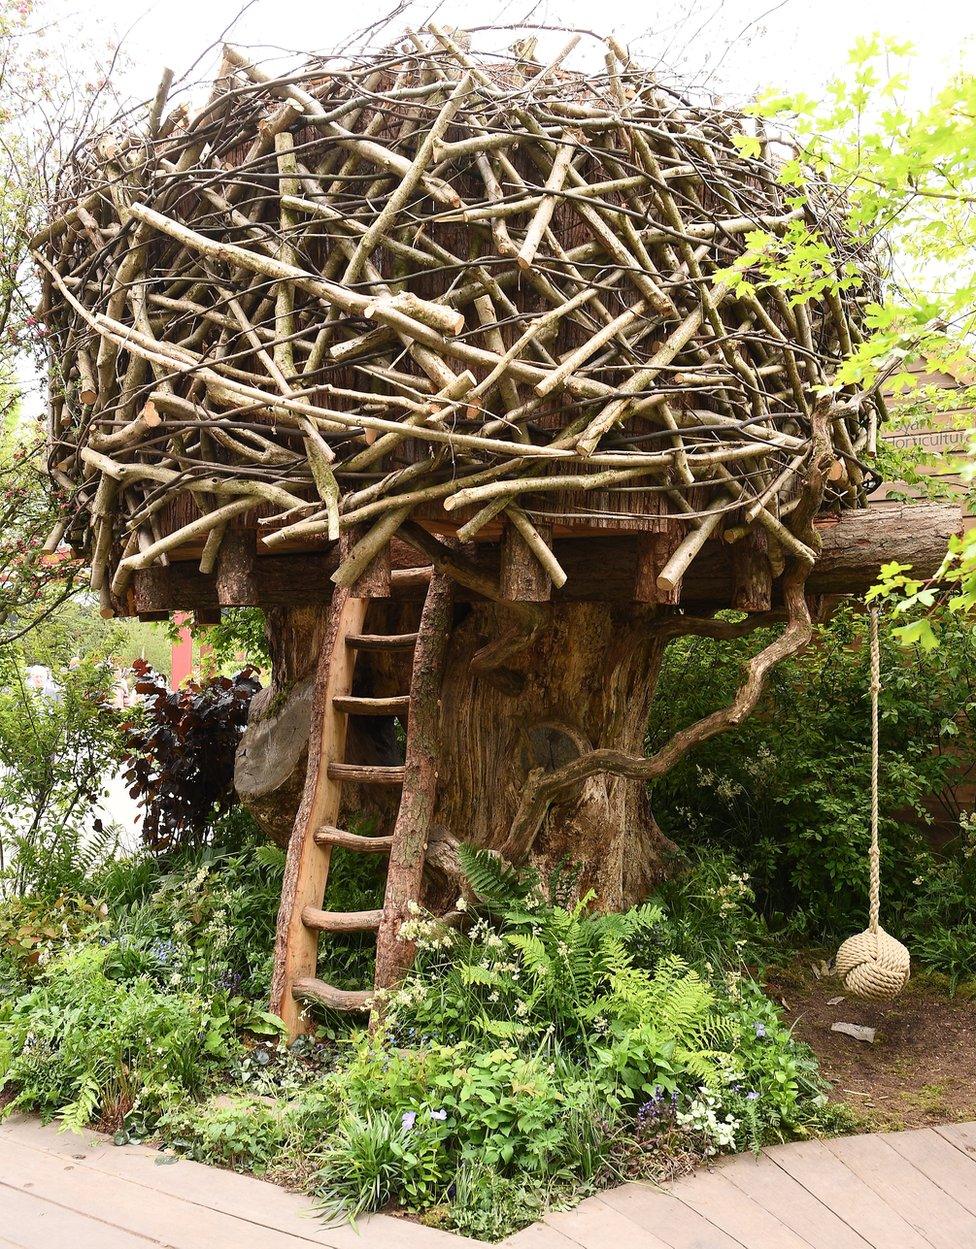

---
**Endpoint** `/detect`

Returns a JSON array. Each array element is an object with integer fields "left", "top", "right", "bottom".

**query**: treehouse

[{"left": 36, "top": 29, "right": 954, "bottom": 1035}]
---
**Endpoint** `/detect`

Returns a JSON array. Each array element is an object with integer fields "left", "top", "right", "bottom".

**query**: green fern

[
  {"left": 58, "top": 1069, "right": 103, "bottom": 1133},
  {"left": 460, "top": 963, "right": 502, "bottom": 987},
  {"left": 254, "top": 843, "right": 286, "bottom": 871},
  {"left": 457, "top": 845, "right": 531, "bottom": 910}
]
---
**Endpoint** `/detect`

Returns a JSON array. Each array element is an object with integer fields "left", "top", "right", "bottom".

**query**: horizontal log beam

[{"left": 127, "top": 504, "right": 959, "bottom": 617}]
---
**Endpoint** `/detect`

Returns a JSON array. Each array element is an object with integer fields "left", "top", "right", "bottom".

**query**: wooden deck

[{"left": 2, "top": 1113, "right": 975, "bottom": 1248}]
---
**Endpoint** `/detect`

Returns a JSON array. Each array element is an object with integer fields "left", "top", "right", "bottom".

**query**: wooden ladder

[{"left": 270, "top": 571, "right": 452, "bottom": 1038}]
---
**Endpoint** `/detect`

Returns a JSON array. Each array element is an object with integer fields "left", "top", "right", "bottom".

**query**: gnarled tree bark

[{"left": 234, "top": 417, "right": 945, "bottom": 908}]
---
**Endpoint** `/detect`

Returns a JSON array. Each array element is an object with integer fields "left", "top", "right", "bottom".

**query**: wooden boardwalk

[{"left": 2, "top": 1114, "right": 975, "bottom": 1248}]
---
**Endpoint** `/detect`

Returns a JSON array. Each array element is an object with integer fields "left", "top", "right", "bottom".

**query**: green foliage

[
  {"left": 745, "top": 40, "right": 976, "bottom": 634},
  {"left": 97, "top": 824, "right": 285, "bottom": 1001},
  {"left": 175, "top": 608, "right": 271, "bottom": 672},
  {"left": 311, "top": 853, "right": 839, "bottom": 1234},
  {"left": 902, "top": 812, "right": 976, "bottom": 990},
  {"left": 748, "top": 38, "right": 976, "bottom": 387},
  {"left": 0, "top": 653, "right": 123, "bottom": 897},
  {"left": 159, "top": 1085, "right": 336, "bottom": 1176},
  {"left": 0, "top": 892, "right": 103, "bottom": 997},
  {"left": 653, "top": 604, "right": 972, "bottom": 940},
  {"left": 447, "top": 1161, "right": 557, "bottom": 1240},
  {"left": 0, "top": 809, "right": 841, "bottom": 1241},
  {"left": 0, "top": 942, "right": 244, "bottom": 1133},
  {"left": 315, "top": 1109, "right": 450, "bottom": 1224}
]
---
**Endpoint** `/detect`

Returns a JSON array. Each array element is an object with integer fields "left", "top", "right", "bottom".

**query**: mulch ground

[{"left": 766, "top": 957, "right": 976, "bottom": 1130}]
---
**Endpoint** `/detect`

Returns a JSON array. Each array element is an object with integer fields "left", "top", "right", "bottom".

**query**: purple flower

[
  {"left": 430, "top": 1108, "right": 447, "bottom": 1121},
  {"left": 746, "top": 1091, "right": 760, "bottom": 1101},
  {"left": 401, "top": 1111, "right": 417, "bottom": 1131},
  {"left": 754, "top": 1022, "right": 767, "bottom": 1038}
]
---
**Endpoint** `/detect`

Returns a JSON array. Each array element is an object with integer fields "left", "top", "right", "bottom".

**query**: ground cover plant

[{"left": 0, "top": 818, "right": 844, "bottom": 1240}]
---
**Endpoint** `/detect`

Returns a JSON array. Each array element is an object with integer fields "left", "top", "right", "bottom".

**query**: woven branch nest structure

[{"left": 36, "top": 28, "right": 884, "bottom": 609}]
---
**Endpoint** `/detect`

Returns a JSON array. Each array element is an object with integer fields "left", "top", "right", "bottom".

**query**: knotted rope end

[{"left": 835, "top": 926, "right": 910, "bottom": 1001}]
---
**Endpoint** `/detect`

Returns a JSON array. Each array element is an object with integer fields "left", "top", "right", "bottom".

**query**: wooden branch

[
  {"left": 36, "top": 31, "right": 884, "bottom": 610},
  {"left": 374, "top": 570, "right": 454, "bottom": 990}
]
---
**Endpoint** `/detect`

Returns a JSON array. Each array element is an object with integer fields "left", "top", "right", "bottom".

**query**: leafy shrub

[
  {"left": 305, "top": 849, "right": 839, "bottom": 1234},
  {"left": 0, "top": 942, "right": 244, "bottom": 1133},
  {"left": 122, "top": 661, "right": 260, "bottom": 853},
  {"left": 647, "top": 851, "right": 787, "bottom": 970},
  {"left": 447, "top": 1162, "right": 558, "bottom": 1240},
  {"left": 903, "top": 812, "right": 976, "bottom": 989},
  {"left": 652, "top": 604, "right": 972, "bottom": 938},
  {"left": 0, "top": 892, "right": 104, "bottom": 993},
  {"left": 0, "top": 654, "right": 122, "bottom": 897},
  {"left": 0, "top": 820, "right": 842, "bottom": 1242},
  {"left": 162, "top": 1094, "right": 291, "bottom": 1172},
  {"left": 91, "top": 822, "right": 286, "bottom": 1001}
]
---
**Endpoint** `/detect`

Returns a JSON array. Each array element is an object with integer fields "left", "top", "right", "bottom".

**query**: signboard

[{"left": 871, "top": 364, "right": 975, "bottom": 505}]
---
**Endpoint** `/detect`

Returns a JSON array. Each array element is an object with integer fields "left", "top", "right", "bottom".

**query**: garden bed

[{"left": 769, "top": 959, "right": 976, "bottom": 1130}]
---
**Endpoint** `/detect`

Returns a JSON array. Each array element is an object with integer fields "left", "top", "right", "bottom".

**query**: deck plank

[
  {"left": 767, "top": 1139, "right": 932, "bottom": 1249},
  {"left": 0, "top": 1130, "right": 473, "bottom": 1249},
  {"left": 716, "top": 1151, "right": 871, "bottom": 1249},
  {"left": 826, "top": 1132, "right": 976, "bottom": 1249},
  {"left": 542, "top": 1191, "right": 672, "bottom": 1248},
  {"left": 500, "top": 1224, "right": 583, "bottom": 1248},
  {"left": 884, "top": 1128, "right": 976, "bottom": 1215},
  {"left": 0, "top": 1116, "right": 477, "bottom": 1249},
  {"left": 0, "top": 1184, "right": 165, "bottom": 1249},
  {"left": 598, "top": 1183, "right": 745, "bottom": 1248},
  {"left": 6, "top": 1113, "right": 976, "bottom": 1249},
  {"left": 666, "top": 1167, "right": 813, "bottom": 1249},
  {"left": 0, "top": 1135, "right": 329, "bottom": 1249},
  {"left": 935, "top": 1122, "right": 976, "bottom": 1160}
]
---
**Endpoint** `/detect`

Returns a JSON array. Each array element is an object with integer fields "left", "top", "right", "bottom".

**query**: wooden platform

[{"left": 2, "top": 1113, "right": 975, "bottom": 1247}]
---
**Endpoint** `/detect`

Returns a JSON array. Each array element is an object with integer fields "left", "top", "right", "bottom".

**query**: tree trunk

[
  {"left": 237, "top": 594, "right": 681, "bottom": 907},
  {"left": 234, "top": 447, "right": 928, "bottom": 905},
  {"left": 426, "top": 601, "right": 679, "bottom": 910}
]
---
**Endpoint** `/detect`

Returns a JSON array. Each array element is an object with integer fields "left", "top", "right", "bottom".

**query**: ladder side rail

[
  {"left": 374, "top": 570, "right": 454, "bottom": 992},
  {"left": 270, "top": 588, "right": 369, "bottom": 1038}
]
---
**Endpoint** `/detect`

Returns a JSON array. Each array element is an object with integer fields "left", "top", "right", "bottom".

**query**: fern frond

[
  {"left": 506, "top": 932, "right": 552, "bottom": 981},
  {"left": 460, "top": 963, "right": 501, "bottom": 987},
  {"left": 254, "top": 843, "right": 286, "bottom": 870},
  {"left": 457, "top": 845, "right": 530, "bottom": 910}
]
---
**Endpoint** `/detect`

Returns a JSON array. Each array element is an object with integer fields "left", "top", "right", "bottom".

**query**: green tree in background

[{"left": 732, "top": 37, "right": 976, "bottom": 643}]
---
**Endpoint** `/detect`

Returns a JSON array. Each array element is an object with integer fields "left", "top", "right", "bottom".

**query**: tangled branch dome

[{"left": 36, "top": 28, "right": 882, "bottom": 608}]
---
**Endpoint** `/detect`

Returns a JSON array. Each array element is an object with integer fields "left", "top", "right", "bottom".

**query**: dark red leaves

[{"left": 121, "top": 662, "right": 260, "bottom": 853}]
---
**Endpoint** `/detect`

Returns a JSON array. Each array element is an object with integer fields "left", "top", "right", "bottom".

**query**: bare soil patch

[{"left": 766, "top": 959, "right": 976, "bottom": 1130}]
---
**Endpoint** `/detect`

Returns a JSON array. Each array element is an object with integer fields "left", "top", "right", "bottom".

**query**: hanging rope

[{"left": 834, "top": 607, "right": 911, "bottom": 1001}]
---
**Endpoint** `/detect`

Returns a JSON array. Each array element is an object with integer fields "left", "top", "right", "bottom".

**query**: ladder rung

[
  {"left": 391, "top": 567, "right": 433, "bottom": 592},
  {"left": 292, "top": 977, "right": 372, "bottom": 1012},
  {"left": 315, "top": 826, "right": 394, "bottom": 853},
  {"left": 328, "top": 763, "right": 405, "bottom": 785},
  {"left": 302, "top": 906, "right": 383, "bottom": 933},
  {"left": 345, "top": 632, "right": 419, "bottom": 652},
  {"left": 333, "top": 695, "right": 410, "bottom": 716}
]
